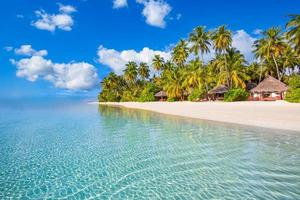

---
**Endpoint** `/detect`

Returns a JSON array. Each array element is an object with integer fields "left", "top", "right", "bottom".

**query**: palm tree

[
  {"left": 124, "top": 61, "right": 138, "bottom": 83},
  {"left": 213, "top": 48, "right": 248, "bottom": 88},
  {"left": 211, "top": 25, "right": 232, "bottom": 54},
  {"left": 286, "top": 14, "right": 300, "bottom": 55},
  {"left": 172, "top": 39, "right": 189, "bottom": 67},
  {"left": 163, "top": 61, "right": 175, "bottom": 72},
  {"left": 211, "top": 25, "right": 232, "bottom": 86},
  {"left": 138, "top": 62, "right": 150, "bottom": 81},
  {"left": 189, "top": 26, "right": 211, "bottom": 61},
  {"left": 162, "top": 68, "right": 185, "bottom": 100},
  {"left": 152, "top": 55, "right": 165, "bottom": 71},
  {"left": 253, "top": 27, "right": 287, "bottom": 80},
  {"left": 246, "top": 62, "right": 261, "bottom": 84},
  {"left": 102, "top": 72, "right": 120, "bottom": 90},
  {"left": 100, "top": 72, "right": 126, "bottom": 102},
  {"left": 280, "top": 45, "right": 300, "bottom": 76},
  {"left": 182, "top": 59, "right": 203, "bottom": 90}
]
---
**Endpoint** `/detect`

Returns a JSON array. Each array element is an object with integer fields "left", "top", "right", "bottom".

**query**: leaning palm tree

[
  {"left": 123, "top": 61, "right": 138, "bottom": 83},
  {"left": 253, "top": 27, "right": 287, "bottom": 80},
  {"left": 172, "top": 39, "right": 189, "bottom": 67},
  {"left": 138, "top": 62, "right": 150, "bottom": 81},
  {"left": 286, "top": 14, "right": 300, "bottom": 55},
  {"left": 211, "top": 25, "right": 232, "bottom": 86},
  {"left": 189, "top": 26, "right": 211, "bottom": 61},
  {"left": 152, "top": 55, "right": 165, "bottom": 71}
]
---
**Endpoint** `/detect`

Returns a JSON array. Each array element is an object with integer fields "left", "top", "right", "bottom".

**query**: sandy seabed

[{"left": 94, "top": 101, "right": 300, "bottom": 132}]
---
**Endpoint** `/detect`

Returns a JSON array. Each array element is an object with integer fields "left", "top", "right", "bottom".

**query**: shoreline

[{"left": 92, "top": 101, "right": 300, "bottom": 132}]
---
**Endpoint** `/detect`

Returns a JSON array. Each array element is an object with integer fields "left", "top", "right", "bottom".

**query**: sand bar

[{"left": 95, "top": 101, "right": 300, "bottom": 132}]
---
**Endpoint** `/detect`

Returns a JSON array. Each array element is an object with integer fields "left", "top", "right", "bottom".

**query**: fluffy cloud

[
  {"left": 113, "top": 0, "right": 128, "bottom": 9},
  {"left": 10, "top": 46, "right": 98, "bottom": 90},
  {"left": 137, "top": 0, "right": 171, "bottom": 28},
  {"left": 11, "top": 56, "right": 53, "bottom": 82},
  {"left": 32, "top": 4, "right": 76, "bottom": 32},
  {"left": 46, "top": 62, "right": 99, "bottom": 90},
  {"left": 97, "top": 45, "right": 171, "bottom": 74},
  {"left": 14, "top": 45, "right": 48, "bottom": 57},
  {"left": 58, "top": 3, "right": 77, "bottom": 14},
  {"left": 232, "top": 30, "right": 256, "bottom": 62}
]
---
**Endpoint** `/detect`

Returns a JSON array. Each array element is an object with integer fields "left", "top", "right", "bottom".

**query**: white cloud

[
  {"left": 32, "top": 4, "right": 76, "bottom": 32},
  {"left": 47, "top": 62, "right": 98, "bottom": 90},
  {"left": 253, "top": 29, "right": 262, "bottom": 35},
  {"left": 97, "top": 45, "right": 171, "bottom": 74},
  {"left": 232, "top": 30, "right": 256, "bottom": 62},
  {"left": 113, "top": 0, "right": 128, "bottom": 9},
  {"left": 11, "top": 46, "right": 98, "bottom": 90},
  {"left": 11, "top": 56, "right": 53, "bottom": 82},
  {"left": 14, "top": 45, "right": 48, "bottom": 57},
  {"left": 58, "top": 3, "right": 77, "bottom": 14},
  {"left": 137, "top": 0, "right": 171, "bottom": 28}
]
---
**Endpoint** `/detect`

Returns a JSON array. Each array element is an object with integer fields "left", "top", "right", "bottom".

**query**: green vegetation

[
  {"left": 99, "top": 15, "right": 300, "bottom": 102},
  {"left": 138, "top": 83, "right": 159, "bottom": 102},
  {"left": 285, "top": 75, "right": 300, "bottom": 103},
  {"left": 224, "top": 89, "right": 249, "bottom": 102}
]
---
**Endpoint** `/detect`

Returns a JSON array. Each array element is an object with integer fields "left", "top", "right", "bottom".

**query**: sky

[{"left": 0, "top": 0, "right": 299, "bottom": 99}]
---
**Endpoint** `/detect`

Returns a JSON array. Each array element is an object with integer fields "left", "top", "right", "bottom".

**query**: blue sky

[{"left": 0, "top": 0, "right": 298, "bottom": 99}]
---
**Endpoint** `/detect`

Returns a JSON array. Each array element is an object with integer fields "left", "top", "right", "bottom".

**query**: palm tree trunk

[
  {"left": 204, "top": 83, "right": 209, "bottom": 100},
  {"left": 272, "top": 54, "right": 281, "bottom": 80},
  {"left": 259, "top": 58, "right": 264, "bottom": 83},
  {"left": 201, "top": 54, "right": 210, "bottom": 100},
  {"left": 224, "top": 53, "right": 230, "bottom": 88}
]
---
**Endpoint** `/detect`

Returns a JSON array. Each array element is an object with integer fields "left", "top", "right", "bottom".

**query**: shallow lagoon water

[{"left": 0, "top": 100, "right": 300, "bottom": 199}]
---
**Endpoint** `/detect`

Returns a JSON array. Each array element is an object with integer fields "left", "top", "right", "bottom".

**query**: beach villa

[
  {"left": 250, "top": 76, "right": 288, "bottom": 101},
  {"left": 208, "top": 85, "right": 229, "bottom": 101},
  {"left": 155, "top": 91, "right": 168, "bottom": 101}
]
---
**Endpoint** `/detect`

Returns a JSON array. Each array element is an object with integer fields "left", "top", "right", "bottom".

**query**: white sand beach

[{"left": 96, "top": 101, "right": 300, "bottom": 132}]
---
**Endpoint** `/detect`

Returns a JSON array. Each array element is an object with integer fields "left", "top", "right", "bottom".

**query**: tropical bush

[
  {"left": 120, "top": 91, "right": 136, "bottom": 102},
  {"left": 285, "top": 88, "right": 300, "bottom": 103},
  {"left": 98, "top": 90, "right": 120, "bottom": 102},
  {"left": 285, "top": 76, "right": 300, "bottom": 103},
  {"left": 188, "top": 88, "right": 205, "bottom": 101},
  {"left": 288, "top": 75, "right": 300, "bottom": 89},
  {"left": 167, "top": 97, "right": 176, "bottom": 102},
  {"left": 138, "top": 83, "right": 158, "bottom": 102},
  {"left": 224, "top": 88, "right": 249, "bottom": 102}
]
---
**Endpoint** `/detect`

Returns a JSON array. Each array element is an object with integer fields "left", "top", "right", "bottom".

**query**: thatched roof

[
  {"left": 250, "top": 76, "right": 288, "bottom": 93},
  {"left": 154, "top": 91, "right": 167, "bottom": 97},
  {"left": 208, "top": 85, "right": 229, "bottom": 95}
]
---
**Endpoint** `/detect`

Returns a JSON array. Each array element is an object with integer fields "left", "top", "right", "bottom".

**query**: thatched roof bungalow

[
  {"left": 154, "top": 91, "right": 167, "bottom": 101},
  {"left": 250, "top": 76, "right": 288, "bottom": 101},
  {"left": 208, "top": 85, "right": 229, "bottom": 100}
]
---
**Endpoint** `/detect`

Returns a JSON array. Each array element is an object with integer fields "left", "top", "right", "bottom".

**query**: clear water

[{"left": 0, "top": 99, "right": 300, "bottom": 199}]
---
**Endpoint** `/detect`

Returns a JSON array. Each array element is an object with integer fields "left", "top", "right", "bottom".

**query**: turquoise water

[{"left": 0, "top": 100, "right": 300, "bottom": 199}]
